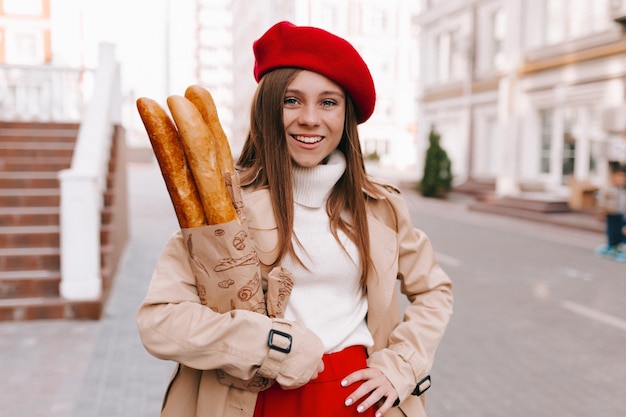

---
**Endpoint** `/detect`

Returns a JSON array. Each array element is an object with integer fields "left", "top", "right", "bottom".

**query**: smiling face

[{"left": 282, "top": 70, "right": 346, "bottom": 168}]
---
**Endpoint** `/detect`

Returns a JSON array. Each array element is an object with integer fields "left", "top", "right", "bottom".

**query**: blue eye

[
  {"left": 284, "top": 97, "right": 298, "bottom": 105},
  {"left": 321, "top": 99, "right": 337, "bottom": 107}
]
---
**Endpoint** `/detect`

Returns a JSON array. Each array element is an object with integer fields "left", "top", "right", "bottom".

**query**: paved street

[
  {"left": 399, "top": 191, "right": 626, "bottom": 416},
  {"left": 1, "top": 161, "right": 624, "bottom": 417}
]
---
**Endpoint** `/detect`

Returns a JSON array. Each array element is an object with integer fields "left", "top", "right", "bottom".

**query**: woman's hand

[{"left": 342, "top": 367, "right": 398, "bottom": 417}]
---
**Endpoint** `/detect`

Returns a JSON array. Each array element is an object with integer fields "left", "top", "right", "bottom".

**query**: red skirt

[{"left": 253, "top": 345, "right": 375, "bottom": 417}]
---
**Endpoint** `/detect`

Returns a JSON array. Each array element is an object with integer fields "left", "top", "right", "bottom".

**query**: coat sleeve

[
  {"left": 367, "top": 191, "right": 453, "bottom": 402},
  {"left": 136, "top": 231, "right": 324, "bottom": 388}
]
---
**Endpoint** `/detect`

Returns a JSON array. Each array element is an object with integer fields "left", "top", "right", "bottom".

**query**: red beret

[{"left": 253, "top": 21, "right": 376, "bottom": 124}]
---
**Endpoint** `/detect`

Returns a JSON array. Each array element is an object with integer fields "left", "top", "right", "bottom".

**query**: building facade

[
  {"left": 194, "top": 0, "right": 235, "bottom": 141},
  {"left": 0, "top": 0, "right": 93, "bottom": 122},
  {"left": 416, "top": 0, "right": 626, "bottom": 198},
  {"left": 0, "top": 0, "right": 51, "bottom": 65}
]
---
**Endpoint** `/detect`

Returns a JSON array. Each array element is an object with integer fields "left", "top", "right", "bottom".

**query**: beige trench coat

[{"left": 137, "top": 181, "right": 453, "bottom": 417}]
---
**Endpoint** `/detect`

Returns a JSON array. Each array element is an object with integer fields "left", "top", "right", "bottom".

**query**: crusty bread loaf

[
  {"left": 136, "top": 97, "right": 206, "bottom": 228},
  {"left": 184, "top": 85, "right": 235, "bottom": 174},
  {"left": 166, "top": 95, "right": 238, "bottom": 225}
]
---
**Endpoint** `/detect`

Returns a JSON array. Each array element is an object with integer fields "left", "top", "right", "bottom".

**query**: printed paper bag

[
  {"left": 181, "top": 220, "right": 266, "bottom": 314},
  {"left": 265, "top": 266, "right": 295, "bottom": 319}
]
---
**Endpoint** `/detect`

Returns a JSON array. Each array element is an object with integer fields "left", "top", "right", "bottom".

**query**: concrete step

[
  {"left": 0, "top": 225, "right": 59, "bottom": 247},
  {"left": 0, "top": 157, "right": 72, "bottom": 172},
  {"left": 0, "top": 124, "right": 79, "bottom": 143},
  {"left": 0, "top": 141, "right": 75, "bottom": 158},
  {"left": 0, "top": 121, "right": 79, "bottom": 130},
  {"left": 0, "top": 206, "right": 60, "bottom": 227},
  {"left": 0, "top": 296, "right": 102, "bottom": 321},
  {"left": 0, "top": 188, "right": 60, "bottom": 207},
  {"left": 468, "top": 200, "right": 604, "bottom": 233},
  {"left": 454, "top": 178, "right": 496, "bottom": 197},
  {"left": 0, "top": 270, "right": 61, "bottom": 299},
  {"left": 0, "top": 134, "right": 77, "bottom": 143},
  {"left": 101, "top": 206, "right": 113, "bottom": 225},
  {"left": 103, "top": 189, "right": 115, "bottom": 207},
  {"left": 0, "top": 247, "right": 60, "bottom": 272},
  {"left": 0, "top": 172, "right": 60, "bottom": 188},
  {"left": 492, "top": 193, "right": 571, "bottom": 213}
]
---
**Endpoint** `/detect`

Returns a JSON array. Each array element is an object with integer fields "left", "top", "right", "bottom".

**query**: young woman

[{"left": 137, "top": 21, "right": 453, "bottom": 417}]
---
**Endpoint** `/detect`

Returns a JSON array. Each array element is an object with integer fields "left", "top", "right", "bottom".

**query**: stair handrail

[{"left": 58, "top": 43, "right": 121, "bottom": 301}]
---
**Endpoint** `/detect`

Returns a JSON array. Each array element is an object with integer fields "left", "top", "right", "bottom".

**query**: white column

[
  {"left": 58, "top": 171, "right": 103, "bottom": 300},
  {"left": 574, "top": 107, "right": 590, "bottom": 180},
  {"left": 58, "top": 43, "right": 118, "bottom": 300},
  {"left": 495, "top": 0, "right": 523, "bottom": 196},
  {"left": 496, "top": 75, "right": 521, "bottom": 196},
  {"left": 549, "top": 106, "right": 565, "bottom": 190}
]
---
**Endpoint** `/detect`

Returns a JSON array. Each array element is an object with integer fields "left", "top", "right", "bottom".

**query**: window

[
  {"left": 434, "top": 25, "right": 468, "bottom": 83},
  {"left": 544, "top": 0, "right": 611, "bottom": 45},
  {"left": 363, "top": 138, "right": 390, "bottom": 158},
  {"left": 475, "top": 5, "right": 507, "bottom": 74},
  {"left": 449, "top": 29, "right": 465, "bottom": 80},
  {"left": 587, "top": 107, "right": 601, "bottom": 174},
  {"left": 379, "top": 96, "right": 393, "bottom": 119},
  {"left": 545, "top": 0, "right": 566, "bottom": 44},
  {"left": 562, "top": 108, "right": 577, "bottom": 183},
  {"left": 370, "top": 6, "right": 389, "bottom": 33},
  {"left": 563, "top": 105, "right": 602, "bottom": 180},
  {"left": 320, "top": 2, "right": 339, "bottom": 29},
  {"left": 436, "top": 32, "right": 451, "bottom": 82},
  {"left": 5, "top": 30, "right": 44, "bottom": 64},
  {"left": 473, "top": 113, "right": 501, "bottom": 177},
  {"left": 492, "top": 8, "right": 506, "bottom": 70},
  {"left": 3, "top": 0, "right": 44, "bottom": 15},
  {"left": 539, "top": 109, "right": 553, "bottom": 174}
]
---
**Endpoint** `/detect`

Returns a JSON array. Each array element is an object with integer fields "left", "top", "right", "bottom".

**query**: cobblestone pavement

[{"left": 1, "top": 162, "right": 622, "bottom": 417}]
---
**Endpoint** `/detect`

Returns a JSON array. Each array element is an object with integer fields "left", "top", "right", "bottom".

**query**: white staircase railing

[{"left": 58, "top": 43, "right": 121, "bottom": 300}]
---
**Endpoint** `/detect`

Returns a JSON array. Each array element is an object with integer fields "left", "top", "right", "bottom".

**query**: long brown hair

[{"left": 237, "top": 68, "right": 384, "bottom": 288}]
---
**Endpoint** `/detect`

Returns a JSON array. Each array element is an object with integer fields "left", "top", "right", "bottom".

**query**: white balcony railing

[{"left": 0, "top": 62, "right": 93, "bottom": 122}]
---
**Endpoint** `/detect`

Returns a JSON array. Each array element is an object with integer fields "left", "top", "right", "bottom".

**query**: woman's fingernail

[
  {"left": 345, "top": 398, "right": 353, "bottom": 406},
  {"left": 376, "top": 413, "right": 382, "bottom": 417},
  {"left": 341, "top": 379, "right": 348, "bottom": 387},
  {"left": 357, "top": 405, "right": 365, "bottom": 413}
]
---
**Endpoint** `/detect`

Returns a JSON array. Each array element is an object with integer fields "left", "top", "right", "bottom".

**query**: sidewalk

[
  {"left": 0, "top": 161, "right": 607, "bottom": 417},
  {"left": 1, "top": 162, "right": 176, "bottom": 417}
]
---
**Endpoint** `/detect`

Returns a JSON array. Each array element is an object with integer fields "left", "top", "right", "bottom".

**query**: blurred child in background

[{"left": 596, "top": 160, "right": 626, "bottom": 262}]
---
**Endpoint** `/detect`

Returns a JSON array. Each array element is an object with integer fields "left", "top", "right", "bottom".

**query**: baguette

[
  {"left": 166, "top": 95, "right": 238, "bottom": 225},
  {"left": 184, "top": 85, "right": 235, "bottom": 174},
  {"left": 136, "top": 97, "right": 206, "bottom": 228}
]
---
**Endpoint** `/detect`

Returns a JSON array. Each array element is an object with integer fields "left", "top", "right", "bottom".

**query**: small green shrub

[{"left": 419, "top": 126, "right": 452, "bottom": 198}]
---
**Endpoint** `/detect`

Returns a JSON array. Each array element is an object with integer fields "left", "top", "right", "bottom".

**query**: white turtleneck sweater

[{"left": 281, "top": 151, "right": 374, "bottom": 353}]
